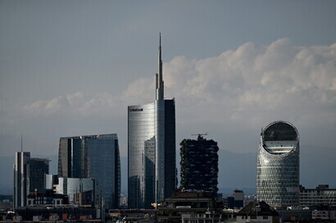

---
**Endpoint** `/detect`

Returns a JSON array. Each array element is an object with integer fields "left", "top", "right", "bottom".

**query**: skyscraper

[
  {"left": 128, "top": 34, "right": 176, "bottom": 208},
  {"left": 58, "top": 136, "right": 83, "bottom": 178},
  {"left": 58, "top": 134, "right": 120, "bottom": 209},
  {"left": 257, "top": 121, "right": 300, "bottom": 208},
  {"left": 29, "top": 158, "right": 49, "bottom": 193},
  {"left": 180, "top": 135, "right": 219, "bottom": 193},
  {"left": 14, "top": 152, "right": 30, "bottom": 208}
]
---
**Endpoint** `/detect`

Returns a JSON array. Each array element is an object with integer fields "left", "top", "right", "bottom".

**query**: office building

[
  {"left": 29, "top": 158, "right": 49, "bottom": 193},
  {"left": 180, "top": 135, "right": 219, "bottom": 193},
  {"left": 14, "top": 152, "right": 30, "bottom": 208},
  {"left": 46, "top": 175, "right": 94, "bottom": 206},
  {"left": 58, "top": 136, "right": 83, "bottom": 178},
  {"left": 57, "top": 134, "right": 120, "bottom": 209},
  {"left": 300, "top": 184, "right": 336, "bottom": 207},
  {"left": 128, "top": 34, "right": 176, "bottom": 208},
  {"left": 257, "top": 121, "right": 300, "bottom": 208},
  {"left": 227, "top": 189, "right": 244, "bottom": 209}
]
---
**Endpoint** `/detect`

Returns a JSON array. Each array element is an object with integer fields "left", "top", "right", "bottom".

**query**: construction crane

[{"left": 191, "top": 133, "right": 208, "bottom": 139}]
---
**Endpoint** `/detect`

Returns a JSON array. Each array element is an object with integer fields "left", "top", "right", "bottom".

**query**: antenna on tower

[{"left": 20, "top": 135, "right": 23, "bottom": 152}]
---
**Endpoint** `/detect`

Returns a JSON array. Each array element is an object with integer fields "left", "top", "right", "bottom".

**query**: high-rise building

[
  {"left": 14, "top": 152, "right": 30, "bottom": 208},
  {"left": 29, "top": 158, "right": 49, "bottom": 193},
  {"left": 58, "top": 136, "right": 83, "bottom": 178},
  {"left": 257, "top": 121, "right": 300, "bottom": 208},
  {"left": 57, "top": 134, "right": 120, "bottom": 209},
  {"left": 180, "top": 135, "right": 219, "bottom": 193},
  {"left": 128, "top": 34, "right": 176, "bottom": 208}
]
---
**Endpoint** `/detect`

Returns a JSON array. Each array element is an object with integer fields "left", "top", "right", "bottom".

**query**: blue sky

[{"left": 1, "top": 0, "right": 336, "bottom": 191}]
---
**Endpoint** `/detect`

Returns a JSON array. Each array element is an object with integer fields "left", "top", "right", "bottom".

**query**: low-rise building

[
  {"left": 300, "top": 184, "right": 336, "bottom": 207},
  {"left": 46, "top": 174, "right": 95, "bottom": 206},
  {"left": 312, "top": 206, "right": 336, "bottom": 221},
  {"left": 236, "top": 201, "right": 279, "bottom": 223},
  {"left": 157, "top": 191, "right": 226, "bottom": 223},
  {"left": 27, "top": 189, "right": 68, "bottom": 207}
]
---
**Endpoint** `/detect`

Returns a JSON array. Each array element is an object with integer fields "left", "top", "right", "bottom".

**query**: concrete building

[
  {"left": 27, "top": 189, "right": 68, "bottom": 207},
  {"left": 300, "top": 184, "right": 336, "bottom": 207},
  {"left": 180, "top": 135, "right": 219, "bottom": 193},
  {"left": 158, "top": 191, "right": 225, "bottom": 223},
  {"left": 57, "top": 133, "right": 120, "bottom": 209},
  {"left": 312, "top": 207, "right": 336, "bottom": 221},
  {"left": 257, "top": 121, "right": 300, "bottom": 208},
  {"left": 128, "top": 34, "right": 176, "bottom": 208}
]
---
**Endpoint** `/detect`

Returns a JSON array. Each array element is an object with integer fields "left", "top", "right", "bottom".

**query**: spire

[
  {"left": 156, "top": 32, "right": 164, "bottom": 100},
  {"left": 21, "top": 135, "right": 23, "bottom": 152}
]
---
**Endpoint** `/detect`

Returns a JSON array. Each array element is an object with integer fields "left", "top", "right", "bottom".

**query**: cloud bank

[{"left": 21, "top": 38, "right": 336, "bottom": 152}]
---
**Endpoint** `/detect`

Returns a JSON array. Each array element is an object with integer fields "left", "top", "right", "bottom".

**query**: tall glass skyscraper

[
  {"left": 14, "top": 152, "right": 50, "bottom": 208},
  {"left": 29, "top": 158, "right": 49, "bottom": 193},
  {"left": 58, "top": 134, "right": 120, "bottom": 209},
  {"left": 14, "top": 152, "right": 30, "bottom": 208},
  {"left": 128, "top": 34, "right": 176, "bottom": 208},
  {"left": 257, "top": 121, "right": 300, "bottom": 208}
]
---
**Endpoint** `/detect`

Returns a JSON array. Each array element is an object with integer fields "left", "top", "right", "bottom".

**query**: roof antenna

[{"left": 20, "top": 135, "right": 23, "bottom": 152}]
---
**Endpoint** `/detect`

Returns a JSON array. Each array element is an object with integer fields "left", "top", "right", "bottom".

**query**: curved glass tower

[
  {"left": 257, "top": 121, "right": 300, "bottom": 208},
  {"left": 128, "top": 34, "right": 176, "bottom": 208}
]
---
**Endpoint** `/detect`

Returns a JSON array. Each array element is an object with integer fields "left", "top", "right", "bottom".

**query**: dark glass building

[
  {"left": 180, "top": 135, "right": 219, "bottom": 193},
  {"left": 29, "top": 158, "right": 49, "bottom": 193},
  {"left": 58, "top": 137, "right": 83, "bottom": 178},
  {"left": 58, "top": 134, "right": 120, "bottom": 209},
  {"left": 128, "top": 35, "right": 176, "bottom": 208}
]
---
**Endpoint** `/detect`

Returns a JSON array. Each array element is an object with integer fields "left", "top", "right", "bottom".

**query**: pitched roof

[{"left": 238, "top": 201, "right": 278, "bottom": 216}]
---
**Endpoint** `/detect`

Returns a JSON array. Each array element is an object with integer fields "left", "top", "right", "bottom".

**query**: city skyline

[{"left": 1, "top": 1, "right": 336, "bottom": 194}]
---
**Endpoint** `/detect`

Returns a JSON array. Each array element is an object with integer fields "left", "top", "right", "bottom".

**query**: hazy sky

[{"left": 1, "top": 0, "right": 336, "bottom": 189}]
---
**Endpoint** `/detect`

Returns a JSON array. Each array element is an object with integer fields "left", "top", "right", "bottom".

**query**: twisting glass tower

[{"left": 257, "top": 121, "right": 300, "bottom": 208}]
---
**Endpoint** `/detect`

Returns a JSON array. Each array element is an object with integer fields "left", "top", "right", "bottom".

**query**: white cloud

[
  {"left": 24, "top": 92, "right": 124, "bottom": 118},
  {"left": 158, "top": 39, "right": 336, "bottom": 128},
  {"left": 24, "top": 39, "right": 336, "bottom": 130},
  {"left": 22, "top": 39, "right": 336, "bottom": 151}
]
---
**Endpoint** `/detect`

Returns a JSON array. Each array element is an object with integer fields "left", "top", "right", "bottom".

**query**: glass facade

[
  {"left": 163, "top": 99, "right": 176, "bottom": 200},
  {"left": 57, "top": 134, "right": 120, "bottom": 209},
  {"left": 128, "top": 103, "right": 155, "bottom": 208},
  {"left": 128, "top": 35, "right": 176, "bottom": 208},
  {"left": 29, "top": 158, "right": 49, "bottom": 193},
  {"left": 58, "top": 137, "right": 83, "bottom": 178},
  {"left": 52, "top": 176, "right": 95, "bottom": 205},
  {"left": 85, "top": 134, "right": 120, "bottom": 209},
  {"left": 257, "top": 121, "right": 300, "bottom": 208},
  {"left": 14, "top": 152, "right": 30, "bottom": 208}
]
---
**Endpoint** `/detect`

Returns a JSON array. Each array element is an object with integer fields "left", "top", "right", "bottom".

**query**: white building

[
  {"left": 300, "top": 184, "right": 336, "bottom": 207},
  {"left": 257, "top": 121, "right": 300, "bottom": 208}
]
